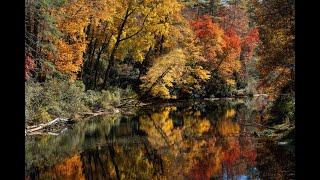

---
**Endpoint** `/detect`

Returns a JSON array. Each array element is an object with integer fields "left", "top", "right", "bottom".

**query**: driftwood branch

[
  {"left": 253, "top": 94, "right": 269, "bottom": 97},
  {"left": 26, "top": 118, "right": 68, "bottom": 133},
  {"left": 81, "top": 111, "right": 111, "bottom": 117},
  {"left": 28, "top": 132, "right": 60, "bottom": 136}
]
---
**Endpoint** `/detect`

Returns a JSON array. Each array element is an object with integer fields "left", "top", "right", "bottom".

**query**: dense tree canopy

[
  {"left": 255, "top": 0, "right": 295, "bottom": 95},
  {"left": 25, "top": 0, "right": 294, "bottom": 100}
]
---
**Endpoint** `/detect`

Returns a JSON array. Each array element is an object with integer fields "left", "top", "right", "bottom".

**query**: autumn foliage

[
  {"left": 25, "top": 53, "right": 36, "bottom": 81},
  {"left": 191, "top": 15, "right": 226, "bottom": 63},
  {"left": 255, "top": 0, "right": 294, "bottom": 95},
  {"left": 25, "top": 0, "right": 293, "bottom": 102},
  {"left": 241, "top": 28, "right": 260, "bottom": 62},
  {"left": 25, "top": 0, "right": 263, "bottom": 98},
  {"left": 191, "top": 15, "right": 244, "bottom": 86},
  {"left": 25, "top": 0, "right": 294, "bottom": 178}
]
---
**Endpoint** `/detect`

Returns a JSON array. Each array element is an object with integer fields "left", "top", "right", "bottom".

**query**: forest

[
  {"left": 25, "top": 0, "right": 295, "bottom": 178},
  {"left": 25, "top": 0, "right": 294, "bottom": 139}
]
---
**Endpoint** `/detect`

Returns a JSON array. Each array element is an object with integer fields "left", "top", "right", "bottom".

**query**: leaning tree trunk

[
  {"left": 102, "top": 8, "right": 131, "bottom": 89},
  {"left": 102, "top": 51, "right": 116, "bottom": 88}
]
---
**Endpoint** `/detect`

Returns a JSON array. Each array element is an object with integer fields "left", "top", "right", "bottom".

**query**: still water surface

[{"left": 25, "top": 97, "right": 294, "bottom": 179}]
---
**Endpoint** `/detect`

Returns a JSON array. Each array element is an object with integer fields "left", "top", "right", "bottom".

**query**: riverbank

[
  {"left": 25, "top": 94, "right": 272, "bottom": 136},
  {"left": 257, "top": 121, "right": 295, "bottom": 145},
  {"left": 25, "top": 97, "right": 146, "bottom": 136}
]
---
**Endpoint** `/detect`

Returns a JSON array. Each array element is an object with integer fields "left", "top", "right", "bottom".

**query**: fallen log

[
  {"left": 48, "top": 132, "right": 59, "bottom": 136},
  {"left": 81, "top": 110, "right": 116, "bottom": 117},
  {"left": 253, "top": 94, "right": 269, "bottom": 97},
  {"left": 26, "top": 125, "right": 38, "bottom": 129},
  {"left": 27, "top": 131, "right": 59, "bottom": 136},
  {"left": 26, "top": 118, "right": 68, "bottom": 133}
]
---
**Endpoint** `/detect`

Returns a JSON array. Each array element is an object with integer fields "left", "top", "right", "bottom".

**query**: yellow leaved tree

[
  {"left": 48, "top": 0, "right": 92, "bottom": 80},
  {"left": 140, "top": 49, "right": 210, "bottom": 99}
]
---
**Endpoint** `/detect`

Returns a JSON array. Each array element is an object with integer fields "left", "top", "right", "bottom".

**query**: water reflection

[{"left": 25, "top": 98, "right": 294, "bottom": 179}]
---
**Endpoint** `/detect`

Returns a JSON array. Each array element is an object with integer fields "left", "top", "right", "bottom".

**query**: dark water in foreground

[{"left": 25, "top": 97, "right": 295, "bottom": 179}]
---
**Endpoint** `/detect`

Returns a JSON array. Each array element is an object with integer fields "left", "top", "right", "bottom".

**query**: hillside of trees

[{"left": 25, "top": 0, "right": 294, "bottom": 130}]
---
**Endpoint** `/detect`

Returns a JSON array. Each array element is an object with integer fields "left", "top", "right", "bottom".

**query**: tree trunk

[
  {"left": 89, "top": 39, "right": 98, "bottom": 72},
  {"left": 93, "top": 50, "right": 103, "bottom": 89},
  {"left": 102, "top": 8, "right": 131, "bottom": 88},
  {"left": 93, "top": 35, "right": 112, "bottom": 89},
  {"left": 102, "top": 52, "right": 115, "bottom": 88}
]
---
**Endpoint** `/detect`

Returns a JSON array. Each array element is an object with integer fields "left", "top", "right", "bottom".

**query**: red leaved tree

[{"left": 25, "top": 53, "right": 36, "bottom": 81}]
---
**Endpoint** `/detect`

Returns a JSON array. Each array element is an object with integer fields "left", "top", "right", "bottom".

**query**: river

[{"left": 25, "top": 97, "right": 295, "bottom": 179}]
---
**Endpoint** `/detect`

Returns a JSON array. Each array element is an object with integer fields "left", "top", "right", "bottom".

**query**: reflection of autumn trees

[
  {"left": 27, "top": 101, "right": 265, "bottom": 179},
  {"left": 139, "top": 106, "right": 219, "bottom": 178},
  {"left": 80, "top": 145, "right": 159, "bottom": 180},
  {"left": 255, "top": 140, "right": 295, "bottom": 179},
  {"left": 140, "top": 104, "right": 256, "bottom": 179},
  {"left": 216, "top": 108, "right": 258, "bottom": 179},
  {"left": 25, "top": 114, "right": 121, "bottom": 178},
  {"left": 140, "top": 106, "right": 182, "bottom": 151},
  {"left": 31, "top": 138, "right": 161, "bottom": 179},
  {"left": 188, "top": 108, "right": 245, "bottom": 179},
  {"left": 217, "top": 109, "right": 240, "bottom": 136},
  {"left": 221, "top": 135, "right": 257, "bottom": 178},
  {"left": 188, "top": 138, "right": 223, "bottom": 179},
  {"left": 38, "top": 155, "right": 85, "bottom": 180},
  {"left": 139, "top": 105, "right": 258, "bottom": 179}
]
